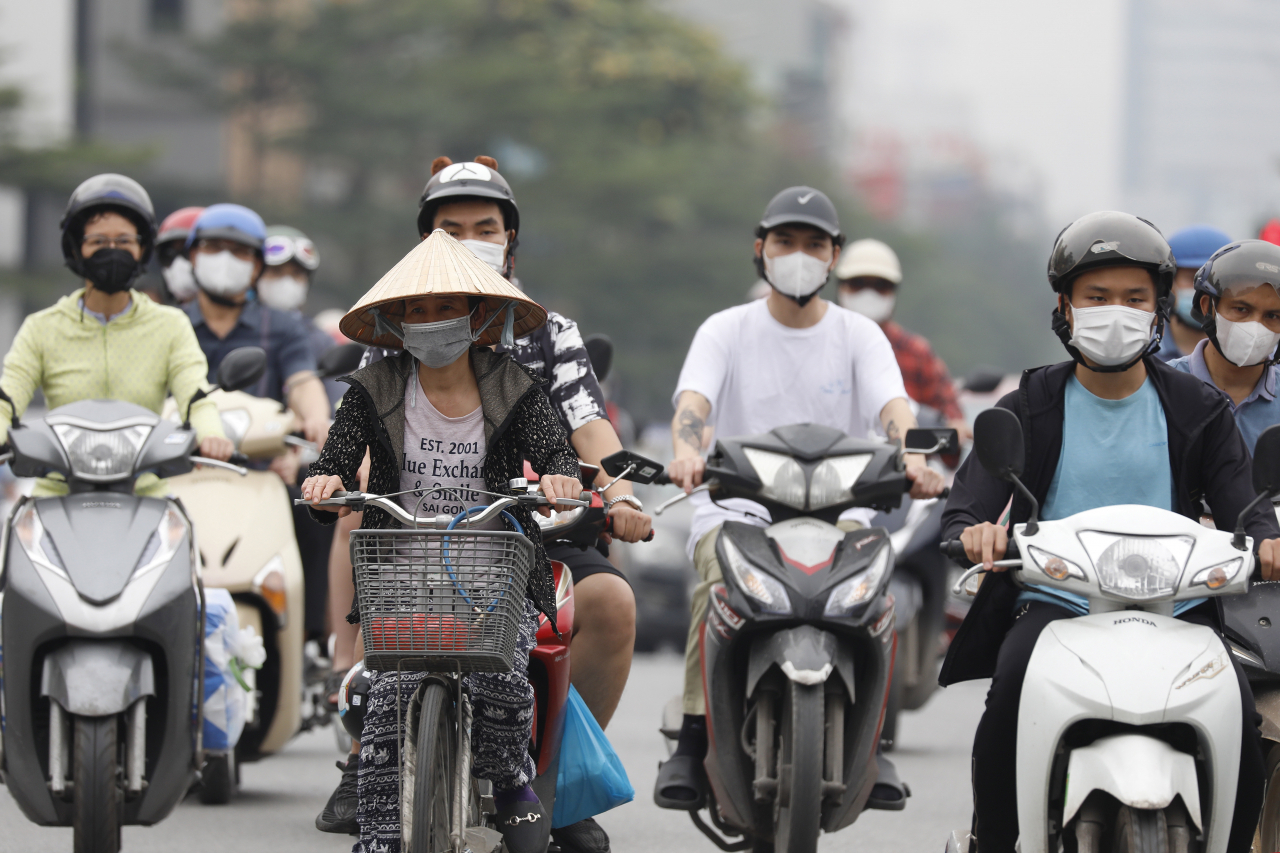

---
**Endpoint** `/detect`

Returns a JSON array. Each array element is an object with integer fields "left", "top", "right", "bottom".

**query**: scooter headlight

[
  {"left": 720, "top": 537, "right": 791, "bottom": 614},
  {"left": 742, "top": 448, "right": 807, "bottom": 510},
  {"left": 808, "top": 454, "right": 875, "bottom": 510},
  {"left": 13, "top": 504, "right": 66, "bottom": 576},
  {"left": 823, "top": 543, "right": 892, "bottom": 617},
  {"left": 219, "top": 409, "right": 252, "bottom": 448},
  {"left": 133, "top": 508, "right": 188, "bottom": 579},
  {"left": 51, "top": 422, "right": 151, "bottom": 482},
  {"left": 1079, "top": 532, "right": 1190, "bottom": 601}
]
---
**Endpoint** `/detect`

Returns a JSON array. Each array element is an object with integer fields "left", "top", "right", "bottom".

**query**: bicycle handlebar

[{"left": 294, "top": 490, "right": 589, "bottom": 528}]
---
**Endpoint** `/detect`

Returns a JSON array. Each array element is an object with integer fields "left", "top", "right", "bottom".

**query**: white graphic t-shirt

[{"left": 399, "top": 377, "right": 490, "bottom": 522}]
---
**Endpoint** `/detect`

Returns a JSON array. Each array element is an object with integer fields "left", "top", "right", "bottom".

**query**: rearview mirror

[
  {"left": 317, "top": 343, "right": 364, "bottom": 380},
  {"left": 584, "top": 334, "right": 614, "bottom": 384},
  {"left": 904, "top": 427, "right": 959, "bottom": 456},
  {"left": 217, "top": 347, "right": 268, "bottom": 393},
  {"left": 600, "top": 450, "right": 665, "bottom": 484},
  {"left": 973, "top": 408, "right": 1024, "bottom": 481},
  {"left": 1254, "top": 424, "right": 1280, "bottom": 498}
]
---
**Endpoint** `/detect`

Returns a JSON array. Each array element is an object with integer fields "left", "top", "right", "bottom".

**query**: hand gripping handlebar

[{"left": 294, "top": 489, "right": 589, "bottom": 529}]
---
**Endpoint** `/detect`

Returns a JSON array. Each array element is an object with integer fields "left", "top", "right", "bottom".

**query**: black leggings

[{"left": 971, "top": 601, "right": 1264, "bottom": 853}]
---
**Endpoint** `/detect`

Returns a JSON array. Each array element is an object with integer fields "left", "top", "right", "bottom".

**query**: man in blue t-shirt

[
  {"left": 1168, "top": 239, "right": 1280, "bottom": 454},
  {"left": 940, "top": 211, "right": 1280, "bottom": 853}
]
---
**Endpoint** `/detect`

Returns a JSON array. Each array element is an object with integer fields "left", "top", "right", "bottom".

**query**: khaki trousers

[{"left": 682, "top": 519, "right": 862, "bottom": 715}]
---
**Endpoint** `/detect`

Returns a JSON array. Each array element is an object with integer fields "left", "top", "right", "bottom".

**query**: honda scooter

[
  {"left": 648, "top": 423, "right": 955, "bottom": 853},
  {"left": 941, "top": 408, "right": 1268, "bottom": 853},
  {"left": 0, "top": 347, "right": 266, "bottom": 853},
  {"left": 163, "top": 343, "right": 362, "bottom": 800}
]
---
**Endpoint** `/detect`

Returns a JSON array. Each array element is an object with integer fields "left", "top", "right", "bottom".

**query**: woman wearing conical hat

[{"left": 302, "top": 229, "right": 582, "bottom": 853}]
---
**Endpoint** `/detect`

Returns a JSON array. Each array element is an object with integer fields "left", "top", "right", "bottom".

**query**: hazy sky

[{"left": 836, "top": 0, "right": 1128, "bottom": 228}]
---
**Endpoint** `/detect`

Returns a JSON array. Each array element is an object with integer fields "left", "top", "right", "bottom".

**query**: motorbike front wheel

[
  {"left": 407, "top": 682, "right": 456, "bottom": 853},
  {"left": 1259, "top": 743, "right": 1280, "bottom": 853},
  {"left": 1112, "top": 805, "right": 1168, "bottom": 853},
  {"left": 73, "top": 714, "right": 121, "bottom": 853},
  {"left": 773, "top": 682, "right": 824, "bottom": 853}
]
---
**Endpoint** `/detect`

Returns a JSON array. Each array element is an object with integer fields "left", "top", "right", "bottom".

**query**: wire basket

[{"left": 351, "top": 527, "right": 534, "bottom": 673}]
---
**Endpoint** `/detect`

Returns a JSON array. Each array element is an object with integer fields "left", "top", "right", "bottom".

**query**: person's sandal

[
  {"left": 495, "top": 797, "right": 551, "bottom": 853},
  {"left": 653, "top": 754, "right": 707, "bottom": 811},
  {"left": 866, "top": 752, "right": 910, "bottom": 811}
]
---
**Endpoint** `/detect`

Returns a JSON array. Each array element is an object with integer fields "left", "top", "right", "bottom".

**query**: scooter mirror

[
  {"left": 904, "top": 427, "right": 959, "bottom": 456},
  {"left": 217, "top": 346, "right": 268, "bottom": 393},
  {"left": 1253, "top": 424, "right": 1280, "bottom": 497},
  {"left": 584, "top": 334, "right": 613, "bottom": 384},
  {"left": 973, "top": 408, "right": 1024, "bottom": 481},
  {"left": 600, "top": 450, "right": 665, "bottom": 484},
  {"left": 317, "top": 343, "right": 364, "bottom": 380}
]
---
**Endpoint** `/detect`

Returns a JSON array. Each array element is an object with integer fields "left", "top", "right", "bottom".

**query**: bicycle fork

[{"left": 452, "top": 676, "right": 474, "bottom": 853}]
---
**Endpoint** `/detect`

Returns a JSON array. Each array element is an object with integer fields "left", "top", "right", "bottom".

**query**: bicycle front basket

[{"left": 351, "top": 527, "right": 534, "bottom": 673}]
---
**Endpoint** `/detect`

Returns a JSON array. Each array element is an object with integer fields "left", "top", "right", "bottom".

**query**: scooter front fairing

[{"left": 1, "top": 494, "right": 200, "bottom": 827}]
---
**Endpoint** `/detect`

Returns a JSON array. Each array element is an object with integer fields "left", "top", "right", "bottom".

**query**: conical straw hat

[{"left": 340, "top": 229, "right": 547, "bottom": 348}]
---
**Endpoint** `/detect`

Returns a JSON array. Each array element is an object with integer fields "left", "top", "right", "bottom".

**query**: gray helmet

[
  {"left": 755, "top": 186, "right": 844, "bottom": 245},
  {"left": 60, "top": 173, "right": 157, "bottom": 271},
  {"left": 417, "top": 159, "right": 520, "bottom": 238}
]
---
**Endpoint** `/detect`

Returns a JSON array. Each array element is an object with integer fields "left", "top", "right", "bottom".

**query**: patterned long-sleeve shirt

[{"left": 881, "top": 321, "right": 964, "bottom": 421}]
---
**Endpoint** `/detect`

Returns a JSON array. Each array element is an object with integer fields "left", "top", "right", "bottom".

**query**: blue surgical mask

[{"left": 1175, "top": 290, "right": 1198, "bottom": 325}]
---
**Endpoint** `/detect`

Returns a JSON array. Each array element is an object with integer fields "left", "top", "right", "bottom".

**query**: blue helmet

[
  {"left": 185, "top": 204, "right": 266, "bottom": 253},
  {"left": 1167, "top": 225, "right": 1232, "bottom": 271}
]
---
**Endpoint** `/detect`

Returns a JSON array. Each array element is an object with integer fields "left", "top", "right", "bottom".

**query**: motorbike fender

[
  {"left": 1061, "top": 734, "right": 1201, "bottom": 829},
  {"left": 746, "top": 625, "right": 855, "bottom": 701},
  {"left": 41, "top": 640, "right": 155, "bottom": 717}
]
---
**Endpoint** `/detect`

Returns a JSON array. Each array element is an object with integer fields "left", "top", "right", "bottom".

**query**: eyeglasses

[
  {"left": 82, "top": 235, "right": 142, "bottom": 251},
  {"left": 195, "top": 239, "right": 257, "bottom": 260}
]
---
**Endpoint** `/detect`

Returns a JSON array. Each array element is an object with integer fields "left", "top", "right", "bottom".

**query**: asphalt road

[{"left": 0, "top": 654, "right": 987, "bottom": 853}]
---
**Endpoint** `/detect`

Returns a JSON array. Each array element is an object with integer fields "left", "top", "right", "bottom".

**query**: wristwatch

[{"left": 606, "top": 494, "right": 644, "bottom": 513}]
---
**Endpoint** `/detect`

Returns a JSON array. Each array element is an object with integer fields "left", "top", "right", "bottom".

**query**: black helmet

[
  {"left": 417, "top": 156, "right": 520, "bottom": 239},
  {"left": 754, "top": 186, "right": 844, "bottom": 245},
  {"left": 60, "top": 173, "right": 157, "bottom": 273},
  {"left": 337, "top": 660, "right": 373, "bottom": 741},
  {"left": 1191, "top": 239, "right": 1280, "bottom": 366},
  {"left": 1047, "top": 211, "right": 1175, "bottom": 373},
  {"left": 1047, "top": 210, "right": 1175, "bottom": 298}
]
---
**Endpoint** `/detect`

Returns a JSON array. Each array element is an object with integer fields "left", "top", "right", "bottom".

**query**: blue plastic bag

[{"left": 552, "top": 685, "right": 634, "bottom": 828}]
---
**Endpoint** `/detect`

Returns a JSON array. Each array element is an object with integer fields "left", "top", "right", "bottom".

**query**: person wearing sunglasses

[{"left": 0, "top": 174, "right": 232, "bottom": 493}]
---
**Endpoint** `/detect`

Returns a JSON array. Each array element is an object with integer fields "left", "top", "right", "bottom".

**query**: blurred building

[
  {"left": 662, "top": 0, "right": 848, "bottom": 159},
  {"left": 1122, "top": 0, "right": 1280, "bottom": 236}
]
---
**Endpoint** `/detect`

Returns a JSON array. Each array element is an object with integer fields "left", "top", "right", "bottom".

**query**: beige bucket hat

[{"left": 340, "top": 229, "right": 547, "bottom": 349}]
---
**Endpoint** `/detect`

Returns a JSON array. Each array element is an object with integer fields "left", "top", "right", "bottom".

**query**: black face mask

[{"left": 82, "top": 248, "right": 141, "bottom": 294}]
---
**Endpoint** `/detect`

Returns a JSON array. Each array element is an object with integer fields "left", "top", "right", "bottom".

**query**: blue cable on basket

[{"left": 442, "top": 505, "right": 524, "bottom": 612}]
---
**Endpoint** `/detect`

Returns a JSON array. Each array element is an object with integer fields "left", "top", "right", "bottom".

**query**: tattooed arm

[
  {"left": 879, "top": 397, "right": 946, "bottom": 500},
  {"left": 669, "top": 390, "right": 713, "bottom": 493}
]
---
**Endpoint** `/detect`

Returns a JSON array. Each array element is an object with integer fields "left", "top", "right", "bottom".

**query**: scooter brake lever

[{"left": 654, "top": 483, "right": 710, "bottom": 516}]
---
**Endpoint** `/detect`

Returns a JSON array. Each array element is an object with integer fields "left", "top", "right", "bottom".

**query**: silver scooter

[{"left": 0, "top": 347, "right": 266, "bottom": 853}]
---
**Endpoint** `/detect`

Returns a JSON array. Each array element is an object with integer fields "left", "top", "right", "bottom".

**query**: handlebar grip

[
  {"left": 602, "top": 515, "right": 657, "bottom": 542},
  {"left": 653, "top": 472, "right": 671, "bottom": 486},
  {"left": 229, "top": 452, "right": 250, "bottom": 466},
  {"left": 940, "top": 540, "right": 968, "bottom": 561},
  {"left": 641, "top": 530, "right": 656, "bottom": 542}
]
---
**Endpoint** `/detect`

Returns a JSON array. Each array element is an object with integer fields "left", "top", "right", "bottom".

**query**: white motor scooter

[{"left": 943, "top": 408, "right": 1277, "bottom": 853}]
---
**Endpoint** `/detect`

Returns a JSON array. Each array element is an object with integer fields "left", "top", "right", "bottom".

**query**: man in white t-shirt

[{"left": 655, "top": 185, "right": 946, "bottom": 810}]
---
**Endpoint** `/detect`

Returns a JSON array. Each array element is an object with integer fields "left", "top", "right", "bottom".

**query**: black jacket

[
  {"left": 307, "top": 348, "right": 580, "bottom": 625},
  {"left": 939, "top": 357, "right": 1280, "bottom": 686}
]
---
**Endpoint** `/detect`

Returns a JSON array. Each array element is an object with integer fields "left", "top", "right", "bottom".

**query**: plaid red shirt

[{"left": 881, "top": 321, "right": 963, "bottom": 421}]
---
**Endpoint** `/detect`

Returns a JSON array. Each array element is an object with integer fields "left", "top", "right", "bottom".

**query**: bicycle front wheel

[{"left": 407, "top": 682, "right": 456, "bottom": 853}]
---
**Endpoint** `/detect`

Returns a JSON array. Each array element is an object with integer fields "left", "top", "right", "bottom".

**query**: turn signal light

[{"left": 253, "top": 555, "right": 288, "bottom": 627}]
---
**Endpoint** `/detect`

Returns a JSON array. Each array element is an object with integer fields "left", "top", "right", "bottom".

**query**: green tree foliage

[{"left": 158, "top": 0, "right": 1058, "bottom": 420}]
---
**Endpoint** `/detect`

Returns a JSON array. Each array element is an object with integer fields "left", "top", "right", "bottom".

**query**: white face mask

[
  {"left": 764, "top": 250, "right": 831, "bottom": 299},
  {"left": 1214, "top": 316, "right": 1280, "bottom": 367},
  {"left": 258, "top": 275, "right": 309, "bottom": 311},
  {"left": 460, "top": 238, "right": 507, "bottom": 274},
  {"left": 194, "top": 251, "right": 256, "bottom": 297},
  {"left": 1067, "top": 304, "right": 1156, "bottom": 366},
  {"left": 839, "top": 289, "right": 896, "bottom": 323},
  {"left": 162, "top": 255, "right": 198, "bottom": 302}
]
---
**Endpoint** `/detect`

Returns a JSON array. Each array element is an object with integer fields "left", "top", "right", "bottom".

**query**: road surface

[{"left": 0, "top": 654, "right": 987, "bottom": 852}]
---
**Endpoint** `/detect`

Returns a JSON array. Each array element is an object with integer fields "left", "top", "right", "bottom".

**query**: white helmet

[{"left": 835, "top": 239, "right": 902, "bottom": 284}]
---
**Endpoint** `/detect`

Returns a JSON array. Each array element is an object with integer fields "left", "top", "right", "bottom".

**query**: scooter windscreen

[{"left": 9, "top": 399, "right": 197, "bottom": 485}]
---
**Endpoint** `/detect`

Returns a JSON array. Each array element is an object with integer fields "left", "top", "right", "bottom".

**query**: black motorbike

[
  {"left": 641, "top": 423, "right": 954, "bottom": 853},
  {"left": 0, "top": 348, "right": 266, "bottom": 853}
]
